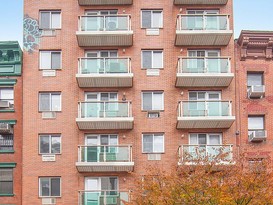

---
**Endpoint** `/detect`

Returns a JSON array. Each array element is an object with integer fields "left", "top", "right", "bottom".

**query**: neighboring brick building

[
  {"left": 0, "top": 41, "right": 23, "bottom": 204},
  {"left": 22, "top": 0, "right": 235, "bottom": 204},
  {"left": 236, "top": 31, "right": 273, "bottom": 162}
]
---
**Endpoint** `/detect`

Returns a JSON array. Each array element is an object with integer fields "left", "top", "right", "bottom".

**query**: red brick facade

[{"left": 22, "top": 0, "right": 234, "bottom": 204}]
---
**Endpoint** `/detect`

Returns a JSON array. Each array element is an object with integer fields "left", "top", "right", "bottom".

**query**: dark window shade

[
  {"left": 40, "top": 12, "right": 50, "bottom": 29},
  {"left": 142, "top": 51, "right": 152, "bottom": 68},
  {"left": 142, "top": 11, "right": 151, "bottom": 28},
  {"left": 51, "top": 52, "right": 61, "bottom": 69}
]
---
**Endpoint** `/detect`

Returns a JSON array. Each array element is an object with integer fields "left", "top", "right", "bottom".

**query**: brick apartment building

[
  {"left": 22, "top": 0, "right": 236, "bottom": 204},
  {"left": 236, "top": 31, "right": 273, "bottom": 161},
  {"left": 0, "top": 41, "right": 23, "bottom": 205}
]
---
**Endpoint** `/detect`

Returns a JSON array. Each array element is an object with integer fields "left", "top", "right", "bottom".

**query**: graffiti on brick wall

[{"left": 23, "top": 15, "right": 42, "bottom": 53}]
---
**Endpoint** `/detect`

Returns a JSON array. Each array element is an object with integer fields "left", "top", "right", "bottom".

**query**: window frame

[
  {"left": 39, "top": 50, "right": 62, "bottom": 70},
  {"left": 39, "top": 134, "right": 62, "bottom": 155},
  {"left": 39, "top": 177, "right": 61, "bottom": 197},
  {"left": 248, "top": 115, "right": 265, "bottom": 131},
  {"left": 0, "top": 168, "right": 13, "bottom": 195},
  {"left": 0, "top": 87, "right": 14, "bottom": 106},
  {"left": 247, "top": 72, "right": 264, "bottom": 87},
  {"left": 141, "top": 91, "right": 164, "bottom": 111},
  {"left": 39, "top": 11, "right": 62, "bottom": 30},
  {"left": 141, "top": 50, "right": 163, "bottom": 69},
  {"left": 38, "top": 92, "right": 62, "bottom": 112},
  {"left": 188, "top": 133, "right": 222, "bottom": 145},
  {"left": 141, "top": 10, "right": 163, "bottom": 29},
  {"left": 0, "top": 133, "right": 14, "bottom": 152},
  {"left": 142, "top": 133, "right": 164, "bottom": 154}
]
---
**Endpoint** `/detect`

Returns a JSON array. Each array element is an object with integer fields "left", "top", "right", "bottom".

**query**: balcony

[
  {"left": 0, "top": 134, "right": 13, "bottom": 152},
  {"left": 76, "top": 101, "right": 134, "bottom": 130},
  {"left": 177, "top": 101, "right": 235, "bottom": 129},
  {"left": 248, "top": 85, "right": 265, "bottom": 98},
  {"left": 76, "top": 145, "right": 134, "bottom": 172},
  {"left": 248, "top": 130, "right": 267, "bottom": 142},
  {"left": 175, "top": 14, "right": 233, "bottom": 46},
  {"left": 78, "top": 0, "right": 133, "bottom": 6},
  {"left": 178, "top": 145, "right": 233, "bottom": 165},
  {"left": 76, "top": 15, "right": 133, "bottom": 47},
  {"left": 0, "top": 41, "right": 22, "bottom": 76},
  {"left": 174, "top": 0, "right": 228, "bottom": 5},
  {"left": 79, "top": 190, "right": 129, "bottom": 205},
  {"left": 76, "top": 57, "right": 133, "bottom": 88},
  {"left": 176, "top": 57, "right": 233, "bottom": 87}
]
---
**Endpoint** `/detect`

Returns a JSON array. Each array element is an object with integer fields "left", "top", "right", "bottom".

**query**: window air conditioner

[
  {"left": 42, "top": 198, "right": 56, "bottom": 205},
  {"left": 0, "top": 101, "right": 10, "bottom": 108}
]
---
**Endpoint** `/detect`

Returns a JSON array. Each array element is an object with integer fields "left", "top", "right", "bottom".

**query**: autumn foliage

[{"left": 128, "top": 152, "right": 273, "bottom": 205}]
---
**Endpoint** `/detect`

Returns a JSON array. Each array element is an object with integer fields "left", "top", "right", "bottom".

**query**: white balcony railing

[
  {"left": 178, "top": 100, "right": 232, "bottom": 117},
  {"left": 177, "top": 57, "right": 231, "bottom": 74},
  {"left": 78, "top": 145, "right": 133, "bottom": 163},
  {"left": 176, "top": 14, "right": 230, "bottom": 31},
  {"left": 178, "top": 144, "right": 233, "bottom": 163},
  {"left": 78, "top": 15, "right": 132, "bottom": 32},
  {"left": 78, "top": 57, "right": 131, "bottom": 74},
  {"left": 79, "top": 190, "right": 129, "bottom": 205},
  {"left": 78, "top": 101, "right": 132, "bottom": 118}
]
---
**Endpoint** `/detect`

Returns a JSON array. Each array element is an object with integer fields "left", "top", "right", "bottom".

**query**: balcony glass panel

[
  {"left": 180, "top": 101, "right": 231, "bottom": 117},
  {"left": 178, "top": 58, "right": 230, "bottom": 73},
  {"left": 79, "top": 145, "right": 131, "bottom": 163},
  {"left": 181, "top": 145, "right": 232, "bottom": 162},
  {"left": 79, "top": 101, "right": 131, "bottom": 118},
  {"left": 178, "top": 15, "right": 229, "bottom": 31},
  {"left": 80, "top": 15, "right": 130, "bottom": 31},
  {"left": 79, "top": 58, "right": 130, "bottom": 74},
  {"left": 79, "top": 191, "right": 129, "bottom": 205}
]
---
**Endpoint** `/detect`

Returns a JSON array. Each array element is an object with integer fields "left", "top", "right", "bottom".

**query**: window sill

[
  {"left": 0, "top": 194, "right": 14, "bottom": 197},
  {"left": 0, "top": 150, "right": 15, "bottom": 154},
  {"left": 141, "top": 68, "right": 164, "bottom": 70},
  {"left": 0, "top": 109, "right": 15, "bottom": 113}
]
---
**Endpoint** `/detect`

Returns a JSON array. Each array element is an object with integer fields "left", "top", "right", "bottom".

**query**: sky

[{"left": 0, "top": 0, "right": 273, "bottom": 47}]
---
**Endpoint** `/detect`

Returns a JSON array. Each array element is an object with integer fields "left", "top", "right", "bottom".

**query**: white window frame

[
  {"left": 142, "top": 133, "right": 164, "bottom": 153},
  {"left": 39, "top": 92, "right": 62, "bottom": 112},
  {"left": 188, "top": 91, "right": 221, "bottom": 101},
  {"left": 39, "top": 177, "right": 61, "bottom": 197},
  {"left": 247, "top": 72, "right": 264, "bottom": 87},
  {"left": 141, "top": 91, "right": 164, "bottom": 111},
  {"left": 189, "top": 133, "right": 222, "bottom": 145},
  {"left": 39, "top": 11, "right": 62, "bottom": 29},
  {"left": 141, "top": 50, "right": 163, "bottom": 69},
  {"left": 39, "top": 134, "right": 62, "bottom": 155},
  {"left": 39, "top": 51, "right": 62, "bottom": 70},
  {"left": 141, "top": 10, "right": 163, "bottom": 29},
  {"left": 248, "top": 116, "right": 265, "bottom": 131}
]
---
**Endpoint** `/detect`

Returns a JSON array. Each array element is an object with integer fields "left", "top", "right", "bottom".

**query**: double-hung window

[
  {"left": 0, "top": 88, "right": 14, "bottom": 106},
  {"left": 0, "top": 168, "right": 13, "bottom": 195},
  {"left": 39, "top": 134, "right": 61, "bottom": 154},
  {"left": 142, "top": 133, "right": 164, "bottom": 153},
  {"left": 40, "top": 11, "right": 61, "bottom": 30},
  {"left": 141, "top": 10, "right": 163, "bottom": 28},
  {"left": 141, "top": 50, "right": 163, "bottom": 69},
  {"left": 248, "top": 116, "right": 265, "bottom": 134},
  {"left": 40, "top": 51, "right": 61, "bottom": 69},
  {"left": 142, "top": 91, "right": 164, "bottom": 111},
  {"left": 39, "top": 92, "right": 61, "bottom": 112},
  {"left": 39, "top": 177, "right": 61, "bottom": 197}
]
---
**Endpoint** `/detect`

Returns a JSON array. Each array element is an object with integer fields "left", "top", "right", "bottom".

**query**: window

[
  {"left": 189, "top": 133, "right": 222, "bottom": 145},
  {"left": 142, "top": 91, "right": 164, "bottom": 111},
  {"left": 247, "top": 73, "right": 263, "bottom": 87},
  {"left": 0, "top": 134, "right": 14, "bottom": 151},
  {"left": 141, "top": 50, "right": 163, "bottom": 69},
  {"left": 40, "top": 11, "right": 61, "bottom": 29},
  {"left": 0, "top": 88, "right": 14, "bottom": 105},
  {"left": 141, "top": 10, "right": 163, "bottom": 28},
  {"left": 248, "top": 116, "right": 264, "bottom": 133},
  {"left": 40, "top": 51, "right": 61, "bottom": 69},
  {"left": 39, "top": 177, "right": 61, "bottom": 197},
  {"left": 39, "top": 92, "right": 61, "bottom": 112},
  {"left": 189, "top": 91, "right": 221, "bottom": 101},
  {"left": 39, "top": 134, "right": 61, "bottom": 154},
  {"left": 0, "top": 168, "right": 13, "bottom": 195},
  {"left": 142, "top": 133, "right": 164, "bottom": 153}
]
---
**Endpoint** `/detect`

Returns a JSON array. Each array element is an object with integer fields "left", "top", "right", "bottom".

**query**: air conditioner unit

[
  {"left": 248, "top": 85, "right": 265, "bottom": 98},
  {"left": 0, "top": 101, "right": 10, "bottom": 108},
  {"left": 42, "top": 198, "right": 56, "bottom": 205},
  {"left": 248, "top": 130, "right": 267, "bottom": 142},
  {"left": 0, "top": 123, "right": 12, "bottom": 134},
  {"left": 42, "top": 112, "right": 57, "bottom": 119},
  {"left": 41, "top": 29, "right": 56, "bottom": 36},
  {"left": 148, "top": 153, "right": 161, "bottom": 161}
]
